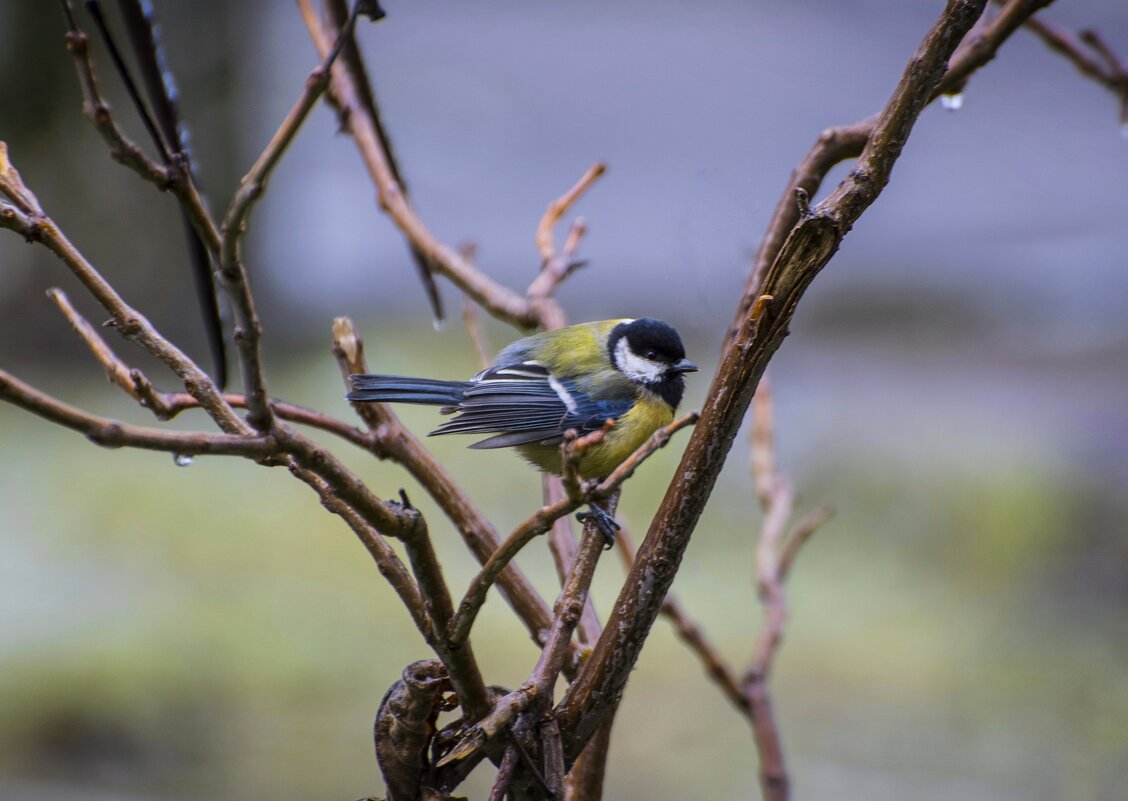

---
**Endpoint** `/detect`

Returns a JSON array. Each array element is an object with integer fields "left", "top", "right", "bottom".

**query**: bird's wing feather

[{"left": 430, "top": 360, "right": 631, "bottom": 446}]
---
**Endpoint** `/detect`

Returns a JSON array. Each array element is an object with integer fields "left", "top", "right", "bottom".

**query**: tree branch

[
  {"left": 937, "top": 0, "right": 1053, "bottom": 97},
  {"left": 395, "top": 492, "right": 493, "bottom": 722},
  {"left": 447, "top": 413, "right": 698, "bottom": 646},
  {"left": 218, "top": 0, "right": 365, "bottom": 430},
  {"left": 535, "top": 163, "right": 606, "bottom": 264},
  {"left": 299, "top": 1, "right": 539, "bottom": 327},
  {"left": 558, "top": 0, "right": 990, "bottom": 758},
  {"left": 57, "top": 1, "right": 171, "bottom": 186},
  {"left": 58, "top": 1, "right": 223, "bottom": 257},
  {"left": 0, "top": 368, "right": 272, "bottom": 457},
  {"left": 439, "top": 494, "right": 618, "bottom": 775},
  {"left": 726, "top": 0, "right": 1078, "bottom": 347},
  {"left": 330, "top": 316, "right": 562, "bottom": 651},
  {"left": 374, "top": 660, "right": 451, "bottom": 801},
  {"left": 612, "top": 526, "right": 750, "bottom": 719},
  {"left": 293, "top": 468, "right": 430, "bottom": 637},
  {"left": 1019, "top": 11, "right": 1128, "bottom": 124},
  {"left": 0, "top": 160, "right": 246, "bottom": 434}
]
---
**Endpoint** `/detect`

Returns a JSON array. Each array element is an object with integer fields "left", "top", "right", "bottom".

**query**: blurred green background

[{"left": 2, "top": 2, "right": 1127, "bottom": 800}]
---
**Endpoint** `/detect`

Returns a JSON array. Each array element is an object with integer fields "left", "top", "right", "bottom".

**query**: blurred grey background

[{"left": 2, "top": 1, "right": 1126, "bottom": 800}]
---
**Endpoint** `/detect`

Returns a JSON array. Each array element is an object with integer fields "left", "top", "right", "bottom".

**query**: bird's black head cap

[
  {"left": 608, "top": 318, "right": 694, "bottom": 408},
  {"left": 610, "top": 318, "right": 686, "bottom": 365}
]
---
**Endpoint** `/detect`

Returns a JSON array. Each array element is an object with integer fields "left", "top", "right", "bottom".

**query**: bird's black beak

[{"left": 672, "top": 358, "right": 699, "bottom": 374}]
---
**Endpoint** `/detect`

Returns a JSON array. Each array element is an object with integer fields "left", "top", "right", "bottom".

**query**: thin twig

[
  {"left": 442, "top": 494, "right": 620, "bottom": 772},
  {"left": 58, "top": 1, "right": 171, "bottom": 186},
  {"left": 218, "top": 0, "right": 363, "bottom": 430},
  {"left": 726, "top": 0, "right": 1082, "bottom": 348},
  {"left": 780, "top": 504, "right": 834, "bottom": 583},
  {"left": 447, "top": 413, "right": 698, "bottom": 645},
  {"left": 750, "top": 379, "right": 777, "bottom": 509},
  {"left": 535, "top": 162, "right": 605, "bottom": 263},
  {"left": 742, "top": 358, "right": 835, "bottom": 801},
  {"left": 46, "top": 295, "right": 376, "bottom": 445},
  {"left": 543, "top": 477, "right": 602, "bottom": 646},
  {"left": 457, "top": 242, "right": 494, "bottom": 370},
  {"left": 330, "top": 316, "right": 563, "bottom": 652},
  {"left": 299, "top": 1, "right": 538, "bottom": 327},
  {"left": 529, "top": 490, "right": 617, "bottom": 701},
  {"left": 528, "top": 169, "right": 603, "bottom": 643},
  {"left": 291, "top": 467, "right": 430, "bottom": 637},
  {"left": 462, "top": 296, "right": 493, "bottom": 371},
  {"left": 322, "top": 0, "right": 446, "bottom": 323},
  {"left": 744, "top": 434, "right": 796, "bottom": 800},
  {"left": 0, "top": 172, "right": 246, "bottom": 434},
  {"left": 1020, "top": 12, "right": 1128, "bottom": 123},
  {"left": 936, "top": 0, "right": 1053, "bottom": 97},
  {"left": 47, "top": 288, "right": 147, "bottom": 400},
  {"left": 613, "top": 526, "right": 750, "bottom": 716},
  {"left": 58, "top": 1, "right": 223, "bottom": 257}
]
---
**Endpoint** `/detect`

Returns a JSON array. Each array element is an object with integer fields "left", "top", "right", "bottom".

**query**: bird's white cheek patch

[{"left": 614, "top": 338, "right": 665, "bottom": 383}]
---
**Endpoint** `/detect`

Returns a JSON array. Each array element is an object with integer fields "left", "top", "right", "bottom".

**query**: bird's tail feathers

[{"left": 347, "top": 375, "right": 469, "bottom": 406}]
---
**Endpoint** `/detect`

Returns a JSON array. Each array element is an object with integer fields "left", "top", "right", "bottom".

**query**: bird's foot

[{"left": 576, "top": 504, "right": 620, "bottom": 548}]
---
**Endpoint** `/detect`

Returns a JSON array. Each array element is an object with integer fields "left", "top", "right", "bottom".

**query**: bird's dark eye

[{"left": 644, "top": 350, "right": 657, "bottom": 360}]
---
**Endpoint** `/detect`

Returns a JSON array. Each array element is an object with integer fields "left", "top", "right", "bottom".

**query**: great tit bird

[{"left": 347, "top": 318, "right": 697, "bottom": 535}]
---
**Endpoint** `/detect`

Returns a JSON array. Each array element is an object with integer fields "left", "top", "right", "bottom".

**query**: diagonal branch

[
  {"left": 57, "top": 1, "right": 222, "bottom": 258},
  {"left": 323, "top": 0, "right": 446, "bottom": 323},
  {"left": 42, "top": 295, "right": 388, "bottom": 450},
  {"left": 330, "top": 317, "right": 561, "bottom": 652},
  {"left": 447, "top": 413, "right": 698, "bottom": 646},
  {"left": 558, "top": 0, "right": 990, "bottom": 759},
  {"left": 726, "top": 0, "right": 1078, "bottom": 348},
  {"left": 291, "top": 467, "right": 430, "bottom": 637},
  {"left": 1020, "top": 13, "right": 1128, "bottom": 124},
  {"left": 0, "top": 160, "right": 247, "bottom": 435},
  {"left": 299, "top": 1, "right": 537, "bottom": 327},
  {"left": 57, "top": 0, "right": 171, "bottom": 186},
  {"left": 741, "top": 376, "right": 836, "bottom": 801},
  {"left": 612, "top": 526, "right": 750, "bottom": 719},
  {"left": 438, "top": 494, "right": 619, "bottom": 774}
]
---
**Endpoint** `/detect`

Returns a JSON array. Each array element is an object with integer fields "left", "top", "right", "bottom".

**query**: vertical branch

[
  {"left": 397, "top": 497, "right": 493, "bottom": 721},
  {"left": 543, "top": 477, "right": 602, "bottom": 646},
  {"left": 529, "top": 492, "right": 618, "bottom": 702},
  {"left": 744, "top": 379, "right": 796, "bottom": 801},
  {"left": 563, "top": 708, "right": 616, "bottom": 801},
  {"left": 487, "top": 745, "right": 520, "bottom": 801},
  {"left": 96, "top": 0, "right": 230, "bottom": 387},
  {"left": 218, "top": 1, "right": 364, "bottom": 430}
]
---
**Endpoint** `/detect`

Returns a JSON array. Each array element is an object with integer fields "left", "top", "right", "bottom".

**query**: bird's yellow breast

[{"left": 516, "top": 391, "right": 673, "bottom": 479}]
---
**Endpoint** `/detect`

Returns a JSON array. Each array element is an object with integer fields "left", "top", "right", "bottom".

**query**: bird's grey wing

[{"left": 431, "top": 364, "right": 631, "bottom": 448}]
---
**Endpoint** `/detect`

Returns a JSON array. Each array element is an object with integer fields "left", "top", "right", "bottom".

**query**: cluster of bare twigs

[{"left": 2, "top": 1, "right": 1125, "bottom": 799}]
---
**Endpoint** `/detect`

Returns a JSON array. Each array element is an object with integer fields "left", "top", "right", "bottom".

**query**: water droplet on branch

[
  {"left": 173, "top": 453, "right": 194, "bottom": 467},
  {"left": 940, "top": 93, "right": 963, "bottom": 112}
]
